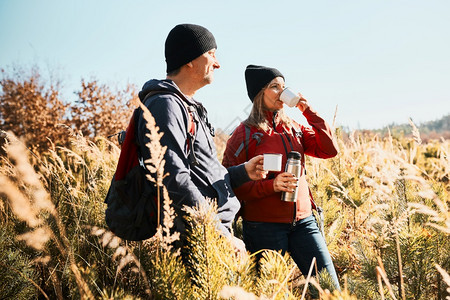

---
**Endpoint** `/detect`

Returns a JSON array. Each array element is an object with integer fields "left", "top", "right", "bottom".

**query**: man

[{"left": 136, "top": 24, "right": 265, "bottom": 249}]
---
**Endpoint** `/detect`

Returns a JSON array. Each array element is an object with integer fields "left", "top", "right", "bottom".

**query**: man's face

[{"left": 190, "top": 49, "right": 220, "bottom": 86}]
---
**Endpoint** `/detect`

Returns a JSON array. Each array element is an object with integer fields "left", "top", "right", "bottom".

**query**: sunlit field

[{"left": 0, "top": 68, "right": 449, "bottom": 299}]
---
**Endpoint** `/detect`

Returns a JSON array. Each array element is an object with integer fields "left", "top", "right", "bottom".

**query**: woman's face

[{"left": 263, "top": 77, "right": 285, "bottom": 112}]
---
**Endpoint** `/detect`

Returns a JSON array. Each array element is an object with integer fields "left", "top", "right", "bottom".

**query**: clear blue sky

[{"left": 1, "top": 0, "right": 449, "bottom": 132}]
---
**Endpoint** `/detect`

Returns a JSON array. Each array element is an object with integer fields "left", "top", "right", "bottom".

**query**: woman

[{"left": 223, "top": 65, "right": 340, "bottom": 290}]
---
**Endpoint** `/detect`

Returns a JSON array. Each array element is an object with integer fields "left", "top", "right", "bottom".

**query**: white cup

[
  {"left": 263, "top": 153, "right": 282, "bottom": 171},
  {"left": 280, "top": 88, "right": 300, "bottom": 107}
]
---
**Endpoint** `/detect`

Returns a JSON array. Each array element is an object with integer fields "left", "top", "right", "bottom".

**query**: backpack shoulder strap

[
  {"left": 181, "top": 101, "right": 199, "bottom": 166},
  {"left": 179, "top": 100, "right": 197, "bottom": 136},
  {"left": 244, "top": 124, "right": 251, "bottom": 161},
  {"left": 234, "top": 124, "right": 263, "bottom": 162},
  {"left": 233, "top": 124, "right": 251, "bottom": 160},
  {"left": 139, "top": 90, "right": 198, "bottom": 165}
]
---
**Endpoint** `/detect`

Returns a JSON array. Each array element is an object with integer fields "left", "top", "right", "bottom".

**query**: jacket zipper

[
  {"left": 292, "top": 202, "right": 297, "bottom": 226},
  {"left": 273, "top": 113, "right": 298, "bottom": 226}
]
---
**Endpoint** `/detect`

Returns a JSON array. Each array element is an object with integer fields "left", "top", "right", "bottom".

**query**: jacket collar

[{"left": 264, "top": 109, "right": 287, "bottom": 133}]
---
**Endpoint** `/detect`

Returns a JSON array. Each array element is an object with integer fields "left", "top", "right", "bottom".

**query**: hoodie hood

[
  {"left": 138, "top": 79, "right": 185, "bottom": 103},
  {"left": 139, "top": 79, "right": 212, "bottom": 130}
]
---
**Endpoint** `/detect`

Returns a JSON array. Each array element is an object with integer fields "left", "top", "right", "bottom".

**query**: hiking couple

[{"left": 133, "top": 23, "right": 340, "bottom": 290}]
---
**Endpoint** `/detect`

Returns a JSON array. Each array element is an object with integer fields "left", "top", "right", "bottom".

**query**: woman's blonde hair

[{"left": 244, "top": 84, "right": 292, "bottom": 132}]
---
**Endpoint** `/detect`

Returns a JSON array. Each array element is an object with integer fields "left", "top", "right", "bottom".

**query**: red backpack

[{"left": 105, "top": 91, "right": 196, "bottom": 241}]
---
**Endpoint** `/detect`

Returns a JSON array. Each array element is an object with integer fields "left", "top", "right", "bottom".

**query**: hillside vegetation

[{"left": 371, "top": 114, "right": 450, "bottom": 142}]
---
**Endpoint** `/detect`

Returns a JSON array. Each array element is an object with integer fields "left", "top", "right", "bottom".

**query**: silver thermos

[{"left": 281, "top": 151, "right": 301, "bottom": 202}]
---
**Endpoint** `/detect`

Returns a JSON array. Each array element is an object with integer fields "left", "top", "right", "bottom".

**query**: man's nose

[{"left": 214, "top": 58, "right": 221, "bottom": 69}]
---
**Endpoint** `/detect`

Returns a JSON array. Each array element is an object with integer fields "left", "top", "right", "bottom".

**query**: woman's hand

[
  {"left": 273, "top": 172, "right": 298, "bottom": 193},
  {"left": 244, "top": 155, "right": 268, "bottom": 180},
  {"left": 229, "top": 236, "right": 248, "bottom": 259},
  {"left": 295, "top": 93, "right": 310, "bottom": 112}
]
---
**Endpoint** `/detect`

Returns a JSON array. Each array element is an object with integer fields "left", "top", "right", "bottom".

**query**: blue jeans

[{"left": 243, "top": 214, "right": 340, "bottom": 290}]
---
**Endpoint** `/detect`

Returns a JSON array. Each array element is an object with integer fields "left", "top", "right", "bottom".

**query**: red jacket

[{"left": 222, "top": 107, "right": 338, "bottom": 223}]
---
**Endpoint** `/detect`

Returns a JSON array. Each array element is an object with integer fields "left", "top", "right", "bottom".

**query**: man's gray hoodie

[{"left": 136, "top": 79, "right": 249, "bottom": 237}]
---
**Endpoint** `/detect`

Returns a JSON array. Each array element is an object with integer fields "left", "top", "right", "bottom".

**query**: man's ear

[{"left": 186, "top": 61, "right": 193, "bottom": 68}]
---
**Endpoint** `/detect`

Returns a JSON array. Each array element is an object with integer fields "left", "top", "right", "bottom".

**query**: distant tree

[
  {"left": 372, "top": 114, "right": 450, "bottom": 141},
  {"left": 1, "top": 66, "right": 139, "bottom": 154},
  {"left": 0, "top": 66, "right": 69, "bottom": 152},
  {"left": 70, "top": 79, "right": 137, "bottom": 140},
  {"left": 420, "top": 114, "right": 449, "bottom": 133}
]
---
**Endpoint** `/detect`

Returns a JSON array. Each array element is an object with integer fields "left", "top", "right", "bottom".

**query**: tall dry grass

[
  {"left": 1, "top": 102, "right": 448, "bottom": 299},
  {"left": 302, "top": 126, "right": 449, "bottom": 299}
]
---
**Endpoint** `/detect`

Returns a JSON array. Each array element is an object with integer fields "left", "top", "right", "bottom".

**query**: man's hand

[{"left": 244, "top": 155, "right": 268, "bottom": 180}]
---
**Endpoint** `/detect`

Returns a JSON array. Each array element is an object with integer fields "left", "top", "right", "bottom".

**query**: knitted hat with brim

[
  {"left": 245, "top": 65, "right": 284, "bottom": 102},
  {"left": 165, "top": 24, "right": 217, "bottom": 73}
]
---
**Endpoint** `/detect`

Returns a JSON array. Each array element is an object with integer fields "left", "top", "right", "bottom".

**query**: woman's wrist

[{"left": 296, "top": 97, "right": 309, "bottom": 112}]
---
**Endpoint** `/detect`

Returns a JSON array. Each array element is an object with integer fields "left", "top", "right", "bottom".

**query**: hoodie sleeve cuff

[{"left": 227, "top": 164, "right": 250, "bottom": 189}]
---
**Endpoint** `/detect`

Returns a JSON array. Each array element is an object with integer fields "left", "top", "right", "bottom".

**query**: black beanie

[
  {"left": 165, "top": 24, "right": 217, "bottom": 73},
  {"left": 245, "top": 65, "right": 284, "bottom": 102}
]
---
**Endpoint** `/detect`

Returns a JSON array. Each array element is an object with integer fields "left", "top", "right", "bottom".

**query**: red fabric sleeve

[{"left": 301, "top": 107, "right": 338, "bottom": 159}]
